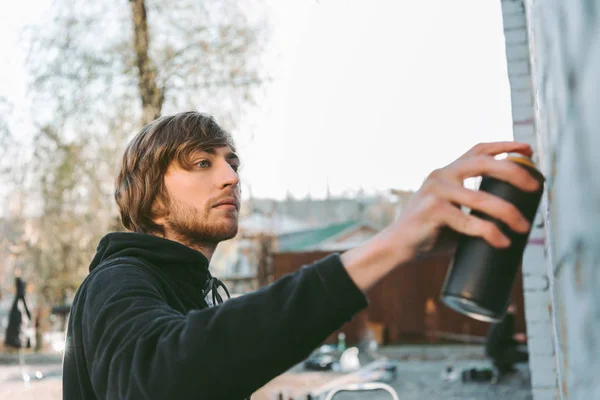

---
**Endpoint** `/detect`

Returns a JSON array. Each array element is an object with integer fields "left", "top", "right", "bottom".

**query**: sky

[{"left": 0, "top": 0, "right": 514, "bottom": 204}]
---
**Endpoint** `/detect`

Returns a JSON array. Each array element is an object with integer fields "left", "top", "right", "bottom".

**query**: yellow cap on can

[{"left": 506, "top": 152, "right": 536, "bottom": 169}]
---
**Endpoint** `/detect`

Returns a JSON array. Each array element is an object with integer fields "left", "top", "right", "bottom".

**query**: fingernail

[{"left": 519, "top": 219, "right": 530, "bottom": 233}]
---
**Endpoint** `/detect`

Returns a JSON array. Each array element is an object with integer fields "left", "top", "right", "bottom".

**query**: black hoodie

[{"left": 62, "top": 232, "right": 368, "bottom": 399}]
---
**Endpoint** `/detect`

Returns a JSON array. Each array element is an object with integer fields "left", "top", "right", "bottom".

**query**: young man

[{"left": 62, "top": 111, "right": 539, "bottom": 399}]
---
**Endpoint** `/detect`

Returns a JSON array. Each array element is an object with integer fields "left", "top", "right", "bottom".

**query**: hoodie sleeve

[{"left": 81, "top": 253, "right": 368, "bottom": 400}]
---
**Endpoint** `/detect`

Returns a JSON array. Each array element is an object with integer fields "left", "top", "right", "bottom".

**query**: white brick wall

[
  {"left": 499, "top": 1, "right": 559, "bottom": 399},
  {"left": 513, "top": 0, "right": 600, "bottom": 399}
]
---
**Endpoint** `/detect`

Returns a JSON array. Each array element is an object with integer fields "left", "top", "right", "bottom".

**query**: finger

[
  {"left": 436, "top": 202, "right": 511, "bottom": 248},
  {"left": 432, "top": 181, "right": 530, "bottom": 234},
  {"left": 463, "top": 142, "right": 533, "bottom": 158},
  {"left": 451, "top": 156, "right": 540, "bottom": 192}
]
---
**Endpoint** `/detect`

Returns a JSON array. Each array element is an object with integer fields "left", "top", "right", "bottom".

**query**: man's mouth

[{"left": 213, "top": 198, "right": 239, "bottom": 210}]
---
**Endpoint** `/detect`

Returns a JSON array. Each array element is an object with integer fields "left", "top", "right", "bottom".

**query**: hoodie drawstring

[{"left": 201, "top": 276, "right": 231, "bottom": 306}]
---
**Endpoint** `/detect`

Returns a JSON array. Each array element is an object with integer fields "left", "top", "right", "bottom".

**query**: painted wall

[{"left": 502, "top": 0, "right": 600, "bottom": 399}]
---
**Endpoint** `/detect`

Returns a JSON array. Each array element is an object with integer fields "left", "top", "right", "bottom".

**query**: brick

[
  {"left": 510, "top": 87, "right": 533, "bottom": 98},
  {"left": 506, "top": 44, "right": 530, "bottom": 61},
  {"left": 522, "top": 260, "right": 547, "bottom": 275},
  {"left": 512, "top": 124, "right": 536, "bottom": 138},
  {"left": 531, "top": 367, "right": 558, "bottom": 389},
  {"left": 526, "top": 320, "right": 553, "bottom": 339},
  {"left": 504, "top": 29, "right": 529, "bottom": 44},
  {"left": 512, "top": 105, "right": 534, "bottom": 121},
  {"left": 532, "top": 387, "right": 559, "bottom": 400},
  {"left": 524, "top": 308, "right": 553, "bottom": 324},
  {"left": 501, "top": 0, "right": 525, "bottom": 17},
  {"left": 511, "top": 92, "right": 533, "bottom": 110},
  {"left": 524, "top": 319, "right": 552, "bottom": 340},
  {"left": 524, "top": 291, "right": 552, "bottom": 308},
  {"left": 512, "top": 131, "right": 537, "bottom": 145},
  {"left": 528, "top": 352, "right": 559, "bottom": 391},
  {"left": 521, "top": 246, "right": 547, "bottom": 272},
  {"left": 523, "top": 274, "right": 550, "bottom": 291},
  {"left": 529, "top": 353, "right": 556, "bottom": 371},
  {"left": 524, "top": 303, "right": 548, "bottom": 321},
  {"left": 530, "top": 328, "right": 555, "bottom": 348},
  {"left": 507, "top": 61, "right": 530, "bottom": 77},
  {"left": 513, "top": 133, "right": 546, "bottom": 145},
  {"left": 522, "top": 261, "right": 548, "bottom": 276},
  {"left": 525, "top": 305, "right": 551, "bottom": 322},
  {"left": 503, "top": 13, "right": 527, "bottom": 30},
  {"left": 509, "top": 75, "right": 532, "bottom": 90},
  {"left": 525, "top": 304, "right": 552, "bottom": 320},
  {"left": 529, "top": 352, "right": 556, "bottom": 364},
  {"left": 529, "top": 332, "right": 555, "bottom": 356},
  {"left": 526, "top": 306, "right": 552, "bottom": 323}
]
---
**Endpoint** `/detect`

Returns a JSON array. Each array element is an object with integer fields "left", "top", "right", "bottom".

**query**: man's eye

[
  {"left": 230, "top": 164, "right": 240, "bottom": 172},
  {"left": 197, "top": 160, "right": 210, "bottom": 168}
]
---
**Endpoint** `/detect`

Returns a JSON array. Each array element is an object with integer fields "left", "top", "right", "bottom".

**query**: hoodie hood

[{"left": 89, "top": 232, "right": 211, "bottom": 285}]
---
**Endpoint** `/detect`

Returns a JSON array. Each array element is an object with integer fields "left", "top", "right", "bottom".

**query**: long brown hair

[{"left": 115, "top": 111, "right": 235, "bottom": 235}]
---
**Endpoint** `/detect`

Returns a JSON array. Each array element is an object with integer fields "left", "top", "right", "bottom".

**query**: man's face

[{"left": 160, "top": 146, "right": 241, "bottom": 246}]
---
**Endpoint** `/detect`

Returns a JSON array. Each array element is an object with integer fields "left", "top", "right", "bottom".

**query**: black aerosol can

[{"left": 440, "top": 152, "right": 545, "bottom": 323}]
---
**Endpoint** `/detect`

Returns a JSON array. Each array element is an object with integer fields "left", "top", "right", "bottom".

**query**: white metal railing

[{"left": 324, "top": 381, "right": 399, "bottom": 400}]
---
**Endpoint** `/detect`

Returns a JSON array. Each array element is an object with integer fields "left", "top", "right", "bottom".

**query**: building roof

[
  {"left": 277, "top": 220, "right": 376, "bottom": 252},
  {"left": 246, "top": 197, "right": 376, "bottom": 227},
  {"left": 238, "top": 212, "right": 311, "bottom": 235}
]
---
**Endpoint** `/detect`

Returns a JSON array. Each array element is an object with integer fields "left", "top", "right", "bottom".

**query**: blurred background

[{"left": 1, "top": 0, "right": 597, "bottom": 399}]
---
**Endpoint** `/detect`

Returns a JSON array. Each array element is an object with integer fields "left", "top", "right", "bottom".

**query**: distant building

[
  {"left": 245, "top": 195, "right": 395, "bottom": 228},
  {"left": 238, "top": 212, "right": 312, "bottom": 236},
  {"left": 212, "top": 191, "right": 414, "bottom": 289},
  {"left": 276, "top": 220, "right": 379, "bottom": 252}
]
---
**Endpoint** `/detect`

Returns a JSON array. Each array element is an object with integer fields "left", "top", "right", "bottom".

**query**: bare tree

[
  {"left": 26, "top": 0, "right": 270, "bottom": 127},
  {"left": 11, "top": 0, "right": 272, "bottom": 338},
  {"left": 0, "top": 98, "right": 18, "bottom": 201}
]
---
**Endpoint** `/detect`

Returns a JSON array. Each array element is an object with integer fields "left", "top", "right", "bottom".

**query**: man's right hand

[{"left": 341, "top": 141, "right": 541, "bottom": 292}]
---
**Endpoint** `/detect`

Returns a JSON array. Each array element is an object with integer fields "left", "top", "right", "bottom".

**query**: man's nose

[{"left": 219, "top": 161, "right": 240, "bottom": 189}]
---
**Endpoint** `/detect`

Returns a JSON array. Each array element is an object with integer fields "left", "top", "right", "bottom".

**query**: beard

[{"left": 164, "top": 199, "right": 238, "bottom": 249}]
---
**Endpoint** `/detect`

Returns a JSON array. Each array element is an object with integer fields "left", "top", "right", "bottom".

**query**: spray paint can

[{"left": 440, "top": 153, "right": 545, "bottom": 322}]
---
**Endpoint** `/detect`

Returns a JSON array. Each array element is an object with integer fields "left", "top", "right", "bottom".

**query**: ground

[{"left": 0, "top": 345, "right": 532, "bottom": 399}]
